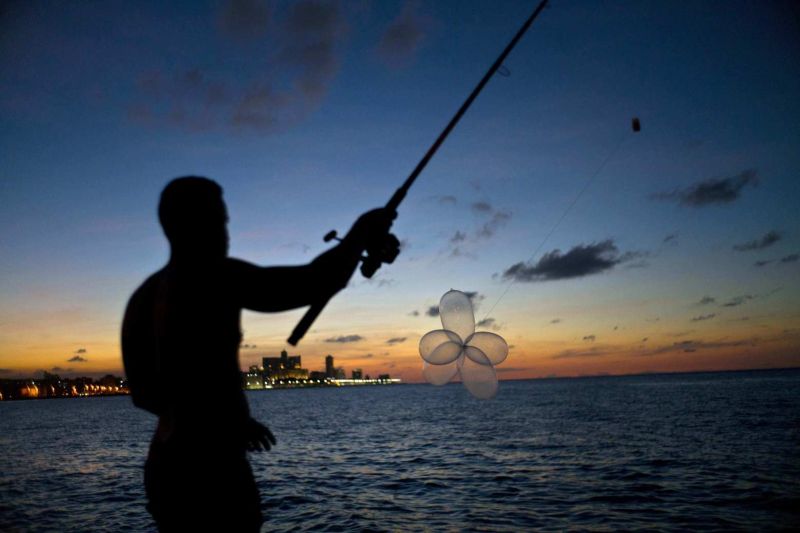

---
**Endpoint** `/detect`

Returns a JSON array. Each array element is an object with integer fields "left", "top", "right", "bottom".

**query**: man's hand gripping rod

[{"left": 287, "top": 0, "right": 549, "bottom": 346}]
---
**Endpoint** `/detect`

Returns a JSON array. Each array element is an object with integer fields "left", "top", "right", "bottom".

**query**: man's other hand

[{"left": 245, "top": 418, "right": 277, "bottom": 452}]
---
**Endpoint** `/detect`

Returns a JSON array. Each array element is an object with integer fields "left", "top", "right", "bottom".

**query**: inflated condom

[{"left": 419, "top": 290, "right": 509, "bottom": 399}]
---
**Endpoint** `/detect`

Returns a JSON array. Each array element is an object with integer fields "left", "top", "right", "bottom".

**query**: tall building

[
  {"left": 325, "top": 355, "right": 334, "bottom": 378},
  {"left": 351, "top": 368, "right": 363, "bottom": 380},
  {"left": 262, "top": 350, "right": 306, "bottom": 380}
]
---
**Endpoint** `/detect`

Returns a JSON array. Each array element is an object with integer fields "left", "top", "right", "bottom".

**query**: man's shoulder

[{"left": 126, "top": 269, "right": 166, "bottom": 310}]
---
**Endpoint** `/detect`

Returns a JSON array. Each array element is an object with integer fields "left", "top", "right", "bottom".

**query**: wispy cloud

[
  {"left": 450, "top": 231, "right": 467, "bottom": 244},
  {"left": 67, "top": 355, "right": 88, "bottom": 363},
  {"left": 651, "top": 169, "right": 758, "bottom": 207},
  {"left": 733, "top": 230, "right": 781, "bottom": 252},
  {"left": 781, "top": 253, "right": 799, "bottom": 263},
  {"left": 582, "top": 335, "right": 596, "bottom": 342},
  {"left": 639, "top": 338, "right": 757, "bottom": 356},
  {"left": 132, "top": 1, "right": 347, "bottom": 133},
  {"left": 477, "top": 211, "right": 511, "bottom": 239},
  {"left": 386, "top": 337, "right": 407, "bottom": 345},
  {"left": 696, "top": 296, "right": 716, "bottom": 306},
  {"left": 426, "top": 306, "right": 439, "bottom": 317},
  {"left": 471, "top": 201, "right": 492, "bottom": 214},
  {"left": 219, "top": 0, "right": 271, "bottom": 40},
  {"left": 721, "top": 295, "right": 754, "bottom": 308},
  {"left": 324, "top": 334, "right": 364, "bottom": 343},
  {"left": 476, "top": 317, "right": 500, "bottom": 331},
  {"left": 376, "top": 1, "right": 429, "bottom": 68},
  {"left": 552, "top": 346, "right": 612, "bottom": 359},
  {"left": 690, "top": 313, "right": 716, "bottom": 322}
]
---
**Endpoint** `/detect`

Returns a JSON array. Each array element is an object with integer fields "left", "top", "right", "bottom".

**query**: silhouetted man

[{"left": 122, "top": 176, "right": 396, "bottom": 532}]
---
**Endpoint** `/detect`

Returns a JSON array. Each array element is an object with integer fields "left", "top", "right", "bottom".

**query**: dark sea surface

[{"left": 1, "top": 369, "right": 799, "bottom": 532}]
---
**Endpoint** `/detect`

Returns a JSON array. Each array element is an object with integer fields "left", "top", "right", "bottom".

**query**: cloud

[
  {"left": 691, "top": 313, "right": 716, "bottom": 322},
  {"left": 754, "top": 260, "right": 773, "bottom": 267},
  {"left": 75, "top": 348, "right": 87, "bottom": 354},
  {"left": 502, "top": 240, "right": 639, "bottom": 282},
  {"left": 436, "top": 195, "right": 457, "bottom": 205},
  {"left": 663, "top": 233, "right": 678, "bottom": 244},
  {"left": 450, "top": 231, "right": 467, "bottom": 244},
  {"left": 641, "top": 337, "right": 649, "bottom": 343},
  {"left": 376, "top": 2, "right": 429, "bottom": 67},
  {"left": 721, "top": 295, "right": 754, "bottom": 307},
  {"left": 651, "top": 169, "right": 759, "bottom": 207},
  {"left": 0, "top": 368, "right": 12, "bottom": 374},
  {"left": 640, "top": 338, "right": 756, "bottom": 356},
  {"left": 386, "top": 337, "right": 407, "bottom": 345},
  {"left": 471, "top": 201, "right": 492, "bottom": 214},
  {"left": 67, "top": 355, "right": 88, "bottom": 363},
  {"left": 324, "top": 335, "right": 364, "bottom": 343},
  {"left": 476, "top": 317, "right": 500, "bottom": 330},
  {"left": 219, "top": 0, "right": 271, "bottom": 40},
  {"left": 477, "top": 211, "right": 511, "bottom": 239},
  {"left": 583, "top": 335, "right": 596, "bottom": 342},
  {"left": 449, "top": 246, "right": 476, "bottom": 259},
  {"left": 781, "top": 253, "right": 799, "bottom": 263},
  {"left": 552, "top": 346, "right": 612, "bottom": 359},
  {"left": 51, "top": 366, "right": 67, "bottom": 373},
  {"left": 733, "top": 230, "right": 782, "bottom": 252},
  {"left": 550, "top": 318, "right": 562, "bottom": 324},
  {"left": 496, "top": 367, "right": 525, "bottom": 374},
  {"left": 240, "top": 343, "right": 258, "bottom": 349},
  {"left": 696, "top": 296, "right": 716, "bottom": 306},
  {"left": 426, "top": 306, "right": 439, "bottom": 317},
  {"left": 409, "top": 310, "right": 420, "bottom": 317},
  {"left": 133, "top": 1, "right": 346, "bottom": 133},
  {"left": 463, "top": 291, "right": 485, "bottom": 308}
]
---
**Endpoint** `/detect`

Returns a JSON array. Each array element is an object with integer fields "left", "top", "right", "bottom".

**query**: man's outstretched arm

[{"left": 233, "top": 208, "right": 396, "bottom": 312}]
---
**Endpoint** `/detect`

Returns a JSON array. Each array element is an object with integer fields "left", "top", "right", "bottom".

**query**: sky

[{"left": 1, "top": 0, "right": 799, "bottom": 383}]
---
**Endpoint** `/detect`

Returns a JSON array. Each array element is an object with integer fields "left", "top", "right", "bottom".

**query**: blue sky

[{"left": 1, "top": 0, "right": 799, "bottom": 380}]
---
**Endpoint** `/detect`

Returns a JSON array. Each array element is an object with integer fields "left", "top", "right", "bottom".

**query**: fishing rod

[{"left": 287, "top": 0, "right": 550, "bottom": 346}]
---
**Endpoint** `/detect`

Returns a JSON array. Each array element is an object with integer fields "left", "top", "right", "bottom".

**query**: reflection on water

[{"left": 1, "top": 369, "right": 799, "bottom": 531}]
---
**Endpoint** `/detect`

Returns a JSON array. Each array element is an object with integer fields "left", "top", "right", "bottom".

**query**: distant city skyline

[{"left": 1, "top": 1, "right": 799, "bottom": 382}]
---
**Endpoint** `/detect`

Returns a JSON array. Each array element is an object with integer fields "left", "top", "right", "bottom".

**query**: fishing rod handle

[{"left": 287, "top": 298, "right": 329, "bottom": 346}]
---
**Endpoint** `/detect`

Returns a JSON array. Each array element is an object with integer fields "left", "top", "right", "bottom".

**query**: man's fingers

[{"left": 265, "top": 427, "right": 277, "bottom": 445}]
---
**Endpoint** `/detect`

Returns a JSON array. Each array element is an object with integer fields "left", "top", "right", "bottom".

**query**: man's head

[{"left": 158, "top": 176, "right": 228, "bottom": 259}]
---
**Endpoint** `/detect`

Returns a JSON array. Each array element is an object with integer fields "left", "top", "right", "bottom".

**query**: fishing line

[{"left": 481, "top": 130, "right": 633, "bottom": 322}]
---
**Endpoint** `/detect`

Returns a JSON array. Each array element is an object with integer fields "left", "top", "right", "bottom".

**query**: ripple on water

[{"left": 1, "top": 371, "right": 800, "bottom": 531}]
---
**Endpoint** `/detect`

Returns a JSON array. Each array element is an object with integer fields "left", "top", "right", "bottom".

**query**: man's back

[{"left": 122, "top": 260, "right": 249, "bottom": 449}]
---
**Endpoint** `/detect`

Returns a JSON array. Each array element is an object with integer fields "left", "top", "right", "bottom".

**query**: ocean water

[{"left": 1, "top": 369, "right": 799, "bottom": 532}]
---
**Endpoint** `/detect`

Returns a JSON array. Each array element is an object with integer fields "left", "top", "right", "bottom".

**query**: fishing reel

[{"left": 323, "top": 229, "right": 400, "bottom": 279}]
